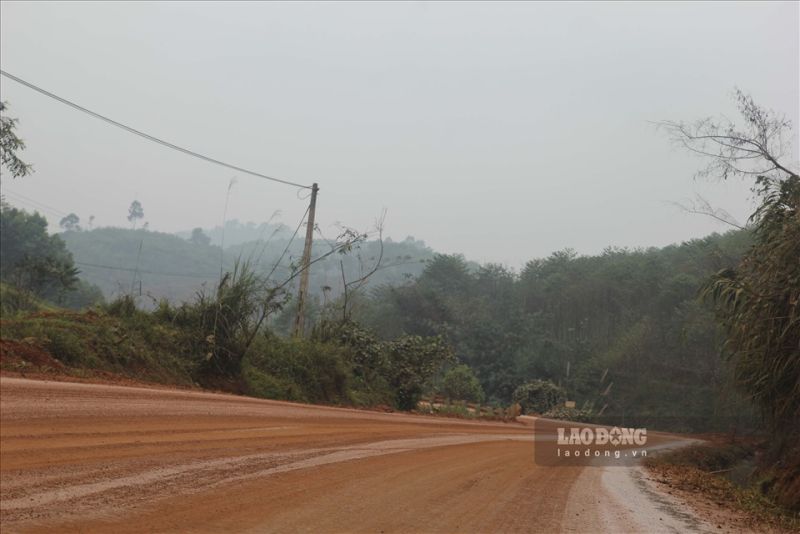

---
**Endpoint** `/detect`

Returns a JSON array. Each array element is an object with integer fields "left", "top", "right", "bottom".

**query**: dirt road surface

[{"left": 1, "top": 377, "right": 712, "bottom": 533}]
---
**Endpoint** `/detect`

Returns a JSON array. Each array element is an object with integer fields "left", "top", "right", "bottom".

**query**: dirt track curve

[{"left": 0, "top": 377, "right": 705, "bottom": 533}]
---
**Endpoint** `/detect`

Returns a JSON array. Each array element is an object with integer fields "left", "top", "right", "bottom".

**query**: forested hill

[
  {"left": 60, "top": 221, "right": 757, "bottom": 431},
  {"left": 351, "top": 229, "right": 754, "bottom": 430},
  {"left": 60, "top": 227, "right": 434, "bottom": 304},
  {"left": 174, "top": 219, "right": 293, "bottom": 248}
]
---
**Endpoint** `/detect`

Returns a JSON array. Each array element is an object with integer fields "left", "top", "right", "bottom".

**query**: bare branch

[
  {"left": 671, "top": 195, "right": 747, "bottom": 230},
  {"left": 655, "top": 90, "right": 798, "bottom": 189}
]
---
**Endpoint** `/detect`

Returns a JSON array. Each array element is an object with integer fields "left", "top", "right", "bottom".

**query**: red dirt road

[{"left": 0, "top": 377, "right": 697, "bottom": 533}]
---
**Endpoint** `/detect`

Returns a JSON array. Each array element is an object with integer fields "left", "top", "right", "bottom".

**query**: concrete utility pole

[{"left": 292, "top": 182, "right": 319, "bottom": 337}]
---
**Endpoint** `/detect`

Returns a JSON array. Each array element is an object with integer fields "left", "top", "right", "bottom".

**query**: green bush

[
  {"left": 242, "top": 363, "right": 306, "bottom": 402},
  {"left": 542, "top": 405, "right": 593, "bottom": 422},
  {"left": 512, "top": 379, "right": 566, "bottom": 414},
  {"left": 313, "top": 320, "right": 454, "bottom": 410},
  {"left": 43, "top": 327, "right": 87, "bottom": 366},
  {"left": 104, "top": 295, "right": 138, "bottom": 318},
  {"left": 0, "top": 282, "right": 53, "bottom": 316},
  {"left": 441, "top": 364, "right": 485, "bottom": 403},
  {"left": 245, "top": 335, "right": 352, "bottom": 404},
  {"left": 383, "top": 334, "right": 455, "bottom": 410}
]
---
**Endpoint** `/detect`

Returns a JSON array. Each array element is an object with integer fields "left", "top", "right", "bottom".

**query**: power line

[
  {"left": 265, "top": 204, "right": 310, "bottom": 282},
  {"left": 0, "top": 70, "right": 313, "bottom": 190},
  {"left": 2, "top": 189, "right": 70, "bottom": 217},
  {"left": 75, "top": 260, "right": 218, "bottom": 279}
]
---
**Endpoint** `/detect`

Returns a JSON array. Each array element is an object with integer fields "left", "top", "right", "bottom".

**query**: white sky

[{"left": 1, "top": 1, "right": 798, "bottom": 267}]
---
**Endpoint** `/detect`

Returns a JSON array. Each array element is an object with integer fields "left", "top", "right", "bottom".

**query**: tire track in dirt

[
  {"left": 1, "top": 434, "right": 530, "bottom": 518},
  {"left": 1, "top": 377, "right": 711, "bottom": 533}
]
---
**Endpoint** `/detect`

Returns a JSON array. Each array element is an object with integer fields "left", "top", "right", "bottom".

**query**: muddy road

[{"left": 0, "top": 377, "right": 709, "bottom": 533}]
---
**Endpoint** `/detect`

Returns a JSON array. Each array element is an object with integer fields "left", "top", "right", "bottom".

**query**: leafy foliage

[
  {"left": 441, "top": 364, "right": 485, "bottom": 403},
  {"left": 0, "top": 102, "right": 32, "bottom": 178},
  {"left": 353, "top": 236, "right": 752, "bottom": 430},
  {"left": 148, "top": 261, "right": 288, "bottom": 377},
  {"left": 59, "top": 213, "right": 81, "bottom": 232},
  {"left": 382, "top": 334, "right": 455, "bottom": 410},
  {"left": 702, "top": 175, "right": 800, "bottom": 446},
  {"left": 127, "top": 200, "right": 144, "bottom": 228},
  {"left": 512, "top": 380, "right": 566, "bottom": 414},
  {"left": 313, "top": 320, "right": 455, "bottom": 409},
  {"left": 8, "top": 278, "right": 451, "bottom": 411},
  {"left": 664, "top": 91, "right": 798, "bottom": 509},
  {"left": 542, "top": 405, "right": 593, "bottom": 422},
  {"left": 244, "top": 335, "right": 351, "bottom": 404},
  {"left": 0, "top": 201, "right": 93, "bottom": 309}
]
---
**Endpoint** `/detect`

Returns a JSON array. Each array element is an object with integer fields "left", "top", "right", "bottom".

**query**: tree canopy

[
  {"left": 1, "top": 201, "right": 81, "bottom": 305},
  {"left": 0, "top": 102, "right": 32, "bottom": 178}
]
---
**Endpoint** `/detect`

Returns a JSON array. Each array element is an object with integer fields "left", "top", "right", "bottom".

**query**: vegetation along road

[{"left": 1, "top": 377, "right": 718, "bottom": 533}]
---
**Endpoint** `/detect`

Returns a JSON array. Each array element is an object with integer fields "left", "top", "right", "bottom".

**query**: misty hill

[
  {"left": 175, "top": 219, "right": 293, "bottom": 248},
  {"left": 61, "top": 228, "right": 225, "bottom": 302},
  {"left": 61, "top": 227, "right": 434, "bottom": 304}
]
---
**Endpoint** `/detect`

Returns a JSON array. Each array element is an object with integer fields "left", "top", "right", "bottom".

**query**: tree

[
  {"left": 702, "top": 176, "right": 799, "bottom": 442},
  {"left": 512, "top": 380, "right": 566, "bottom": 415},
  {"left": 189, "top": 227, "right": 211, "bottom": 246},
  {"left": 658, "top": 89, "right": 794, "bottom": 185},
  {"left": 420, "top": 254, "right": 472, "bottom": 294},
  {"left": 336, "top": 213, "right": 386, "bottom": 321},
  {"left": 384, "top": 335, "right": 455, "bottom": 410},
  {"left": 59, "top": 213, "right": 81, "bottom": 232},
  {"left": 0, "top": 200, "right": 80, "bottom": 305},
  {"left": 127, "top": 200, "right": 144, "bottom": 229},
  {"left": 664, "top": 91, "right": 798, "bottom": 502},
  {"left": 441, "top": 364, "right": 484, "bottom": 403},
  {"left": 0, "top": 102, "right": 32, "bottom": 178}
]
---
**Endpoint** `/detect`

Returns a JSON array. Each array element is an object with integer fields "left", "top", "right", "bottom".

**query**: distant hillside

[
  {"left": 61, "top": 227, "right": 434, "bottom": 305},
  {"left": 175, "top": 219, "right": 292, "bottom": 248},
  {"left": 61, "top": 227, "right": 225, "bottom": 303}
]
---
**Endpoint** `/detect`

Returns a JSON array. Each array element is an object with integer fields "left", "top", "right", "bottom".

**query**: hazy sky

[{"left": 1, "top": 1, "right": 798, "bottom": 267}]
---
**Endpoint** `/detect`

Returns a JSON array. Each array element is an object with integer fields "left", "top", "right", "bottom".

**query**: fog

[{"left": 1, "top": 1, "right": 797, "bottom": 267}]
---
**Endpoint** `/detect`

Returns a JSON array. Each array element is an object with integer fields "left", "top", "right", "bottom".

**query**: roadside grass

[
  {"left": 415, "top": 399, "right": 520, "bottom": 422},
  {"left": 1, "top": 307, "right": 487, "bottom": 420},
  {"left": 0, "top": 282, "right": 56, "bottom": 316},
  {"left": 645, "top": 443, "right": 800, "bottom": 531},
  {"left": 0, "top": 310, "right": 197, "bottom": 386}
]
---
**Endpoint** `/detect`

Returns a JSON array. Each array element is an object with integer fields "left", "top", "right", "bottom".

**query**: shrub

[
  {"left": 0, "top": 282, "right": 52, "bottom": 316},
  {"left": 441, "top": 364, "right": 485, "bottom": 402},
  {"left": 313, "top": 320, "right": 454, "bottom": 410},
  {"left": 512, "top": 379, "right": 566, "bottom": 414},
  {"left": 383, "top": 335, "right": 455, "bottom": 410},
  {"left": 242, "top": 362, "right": 306, "bottom": 402},
  {"left": 542, "top": 405, "right": 593, "bottom": 422},
  {"left": 43, "top": 327, "right": 86, "bottom": 366},
  {"left": 104, "top": 294, "right": 138, "bottom": 318},
  {"left": 245, "top": 335, "right": 352, "bottom": 404}
]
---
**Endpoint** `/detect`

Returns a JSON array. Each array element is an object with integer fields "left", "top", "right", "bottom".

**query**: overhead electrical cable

[
  {"left": 2, "top": 189, "right": 70, "bottom": 217},
  {"left": 75, "top": 261, "right": 219, "bottom": 279},
  {"left": 265, "top": 205, "right": 310, "bottom": 282},
  {"left": 0, "top": 70, "right": 312, "bottom": 190}
]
